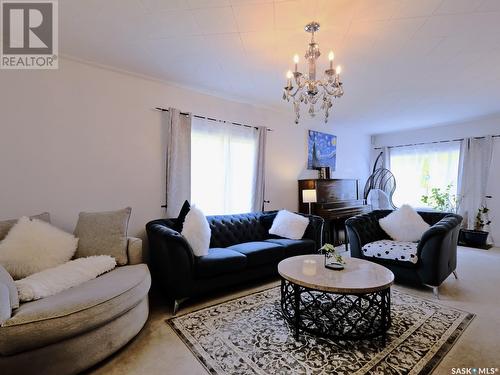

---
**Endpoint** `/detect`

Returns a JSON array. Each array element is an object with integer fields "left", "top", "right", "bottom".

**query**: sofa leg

[
  {"left": 173, "top": 298, "right": 188, "bottom": 315},
  {"left": 453, "top": 270, "right": 458, "bottom": 279},
  {"left": 425, "top": 284, "right": 440, "bottom": 299},
  {"left": 431, "top": 286, "right": 439, "bottom": 299}
]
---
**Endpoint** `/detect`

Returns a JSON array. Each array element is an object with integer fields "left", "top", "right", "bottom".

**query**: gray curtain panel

[
  {"left": 252, "top": 126, "right": 267, "bottom": 212},
  {"left": 457, "top": 136, "right": 493, "bottom": 229},
  {"left": 165, "top": 108, "right": 192, "bottom": 218}
]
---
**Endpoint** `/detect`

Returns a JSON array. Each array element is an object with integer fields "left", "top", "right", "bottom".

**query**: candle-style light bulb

[
  {"left": 293, "top": 54, "right": 299, "bottom": 72},
  {"left": 336, "top": 65, "right": 342, "bottom": 75},
  {"left": 328, "top": 51, "right": 334, "bottom": 69},
  {"left": 286, "top": 70, "right": 293, "bottom": 88}
]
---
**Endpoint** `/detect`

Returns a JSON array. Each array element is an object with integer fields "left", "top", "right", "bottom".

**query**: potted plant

[
  {"left": 460, "top": 206, "right": 491, "bottom": 248},
  {"left": 320, "top": 243, "right": 345, "bottom": 270},
  {"left": 421, "top": 187, "right": 493, "bottom": 248},
  {"left": 421, "top": 184, "right": 458, "bottom": 213}
]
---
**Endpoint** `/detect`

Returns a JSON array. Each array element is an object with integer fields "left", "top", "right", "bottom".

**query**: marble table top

[{"left": 278, "top": 255, "right": 394, "bottom": 294}]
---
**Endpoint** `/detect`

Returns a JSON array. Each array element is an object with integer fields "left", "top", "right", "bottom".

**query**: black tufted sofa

[
  {"left": 346, "top": 210, "right": 462, "bottom": 295},
  {"left": 146, "top": 211, "right": 323, "bottom": 312}
]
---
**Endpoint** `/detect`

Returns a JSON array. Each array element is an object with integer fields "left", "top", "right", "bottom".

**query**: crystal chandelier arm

[
  {"left": 318, "top": 81, "right": 343, "bottom": 97},
  {"left": 319, "top": 84, "right": 336, "bottom": 96},
  {"left": 288, "top": 81, "right": 307, "bottom": 98}
]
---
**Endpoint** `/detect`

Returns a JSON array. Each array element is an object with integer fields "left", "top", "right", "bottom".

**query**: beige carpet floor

[{"left": 87, "top": 246, "right": 500, "bottom": 375}]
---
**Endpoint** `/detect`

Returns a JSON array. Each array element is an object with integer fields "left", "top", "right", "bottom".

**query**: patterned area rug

[{"left": 168, "top": 287, "right": 474, "bottom": 375}]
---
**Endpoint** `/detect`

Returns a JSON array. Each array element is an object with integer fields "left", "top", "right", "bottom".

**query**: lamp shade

[{"left": 302, "top": 189, "right": 317, "bottom": 203}]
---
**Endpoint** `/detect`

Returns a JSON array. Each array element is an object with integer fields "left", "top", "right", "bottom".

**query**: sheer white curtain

[
  {"left": 191, "top": 118, "right": 261, "bottom": 215},
  {"left": 457, "top": 136, "right": 493, "bottom": 229},
  {"left": 389, "top": 142, "right": 460, "bottom": 208}
]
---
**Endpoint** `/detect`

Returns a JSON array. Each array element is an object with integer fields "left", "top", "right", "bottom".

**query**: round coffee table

[{"left": 278, "top": 255, "right": 394, "bottom": 342}]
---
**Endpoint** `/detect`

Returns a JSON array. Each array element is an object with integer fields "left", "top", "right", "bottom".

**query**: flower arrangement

[{"left": 320, "top": 243, "right": 345, "bottom": 268}]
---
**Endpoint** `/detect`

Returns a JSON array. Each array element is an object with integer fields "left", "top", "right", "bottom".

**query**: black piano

[{"left": 298, "top": 179, "right": 370, "bottom": 247}]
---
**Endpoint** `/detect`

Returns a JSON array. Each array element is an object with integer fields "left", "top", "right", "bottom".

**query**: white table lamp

[{"left": 302, "top": 189, "right": 317, "bottom": 214}]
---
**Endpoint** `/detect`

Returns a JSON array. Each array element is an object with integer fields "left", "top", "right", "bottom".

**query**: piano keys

[{"left": 298, "top": 179, "right": 370, "bottom": 247}]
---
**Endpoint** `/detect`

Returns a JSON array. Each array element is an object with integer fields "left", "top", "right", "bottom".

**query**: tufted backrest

[
  {"left": 346, "top": 209, "right": 452, "bottom": 249},
  {"left": 207, "top": 212, "right": 272, "bottom": 248},
  {"left": 416, "top": 211, "right": 448, "bottom": 226},
  {"left": 345, "top": 211, "right": 391, "bottom": 249},
  {"left": 370, "top": 210, "right": 448, "bottom": 225}
]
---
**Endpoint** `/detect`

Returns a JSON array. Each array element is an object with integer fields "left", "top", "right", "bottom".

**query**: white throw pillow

[
  {"left": 181, "top": 205, "right": 210, "bottom": 257},
  {"left": 269, "top": 210, "right": 309, "bottom": 240},
  {"left": 15, "top": 255, "right": 116, "bottom": 302},
  {"left": 0, "top": 217, "right": 78, "bottom": 280},
  {"left": 379, "top": 204, "right": 430, "bottom": 242}
]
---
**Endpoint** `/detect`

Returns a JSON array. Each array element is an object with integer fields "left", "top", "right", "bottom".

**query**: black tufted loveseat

[
  {"left": 146, "top": 211, "right": 323, "bottom": 312},
  {"left": 346, "top": 210, "right": 462, "bottom": 295}
]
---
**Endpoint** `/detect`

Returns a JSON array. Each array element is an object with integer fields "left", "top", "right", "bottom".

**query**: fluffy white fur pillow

[
  {"left": 379, "top": 204, "right": 430, "bottom": 242},
  {"left": 15, "top": 255, "right": 116, "bottom": 302},
  {"left": 181, "top": 205, "right": 211, "bottom": 257},
  {"left": 0, "top": 217, "right": 78, "bottom": 280},
  {"left": 269, "top": 210, "right": 309, "bottom": 240}
]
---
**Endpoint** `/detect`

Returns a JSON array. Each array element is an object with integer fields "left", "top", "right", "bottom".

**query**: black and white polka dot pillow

[{"left": 362, "top": 240, "right": 418, "bottom": 264}]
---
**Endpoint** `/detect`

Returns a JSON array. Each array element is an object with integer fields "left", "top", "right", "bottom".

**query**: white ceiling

[{"left": 60, "top": 0, "right": 500, "bottom": 133}]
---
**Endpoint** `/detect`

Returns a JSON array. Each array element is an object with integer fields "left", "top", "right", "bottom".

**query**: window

[
  {"left": 389, "top": 142, "right": 460, "bottom": 208},
  {"left": 191, "top": 118, "right": 257, "bottom": 215}
]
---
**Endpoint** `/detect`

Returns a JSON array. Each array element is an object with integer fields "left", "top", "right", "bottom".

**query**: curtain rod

[
  {"left": 154, "top": 107, "right": 273, "bottom": 132},
  {"left": 374, "top": 134, "right": 500, "bottom": 150}
]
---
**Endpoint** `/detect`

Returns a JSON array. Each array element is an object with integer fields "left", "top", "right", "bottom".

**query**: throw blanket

[{"left": 15, "top": 255, "right": 116, "bottom": 302}]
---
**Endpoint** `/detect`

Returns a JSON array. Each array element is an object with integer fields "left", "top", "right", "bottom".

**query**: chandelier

[{"left": 282, "top": 22, "right": 344, "bottom": 124}]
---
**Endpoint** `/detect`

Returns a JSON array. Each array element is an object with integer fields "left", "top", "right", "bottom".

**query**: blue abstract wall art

[{"left": 307, "top": 130, "right": 337, "bottom": 171}]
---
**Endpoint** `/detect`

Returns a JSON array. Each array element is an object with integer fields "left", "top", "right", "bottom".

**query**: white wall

[
  {"left": 372, "top": 115, "right": 500, "bottom": 244},
  {"left": 372, "top": 114, "right": 500, "bottom": 147},
  {"left": 0, "top": 58, "right": 370, "bottom": 238}
]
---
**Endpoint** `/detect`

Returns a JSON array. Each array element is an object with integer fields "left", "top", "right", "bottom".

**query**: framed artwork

[{"left": 307, "top": 130, "right": 337, "bottom": 171}]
